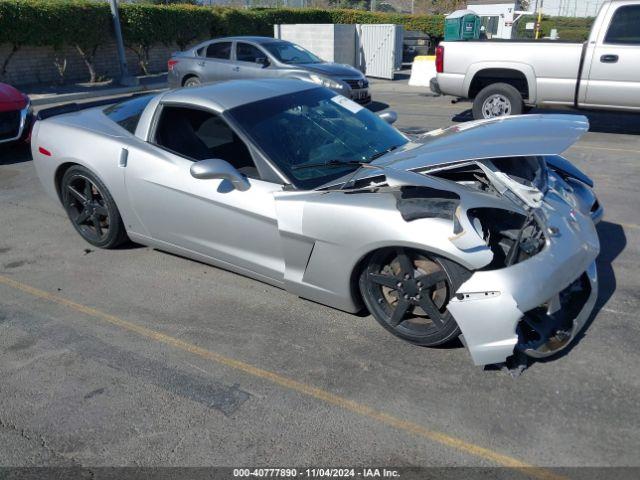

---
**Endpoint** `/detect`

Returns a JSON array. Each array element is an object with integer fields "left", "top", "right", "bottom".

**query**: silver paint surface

[{"left": 31, "top": 80, "right": 602, "bottom": 366}]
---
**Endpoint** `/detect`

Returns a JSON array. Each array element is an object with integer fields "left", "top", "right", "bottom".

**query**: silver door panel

[
  {"left": 125, "top": 146, "right": 285, "bottom": 282},
  {"left": 581, "top": 3, "right": 640, "bottom": 108}
]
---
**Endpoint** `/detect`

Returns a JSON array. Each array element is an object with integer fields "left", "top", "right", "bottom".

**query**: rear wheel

[
  {"left": 359, "top": 248, "right": 465, "bottom": 347},
  {"left": 472, "top": 83, "right": 523, "bottom": 120},
  {"left": 183, "top": 76, "right": 201, "bottom": 87},
  {"left": 60, "top": 166, "right": 128, "bottom": 249}
]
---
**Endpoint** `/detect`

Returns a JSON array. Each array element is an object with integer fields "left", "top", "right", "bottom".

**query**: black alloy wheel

[
  {"left": 60, "top": 166, "right": 128, "bottom": 249},
  {"left": 359, "top": 248, "right": 463, "bottom": 346}
]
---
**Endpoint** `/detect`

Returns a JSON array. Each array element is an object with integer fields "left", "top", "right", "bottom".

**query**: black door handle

[{"left": 600, "top": 54, "right": 619, "bottom": 63}]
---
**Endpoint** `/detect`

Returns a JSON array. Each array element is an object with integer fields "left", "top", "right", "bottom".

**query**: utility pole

[
  {"left": 109, "top": 0, "right": 138, "bottom": 86},
  {"left": 534, "top": 0, "right": 543, "bottom": 39}
]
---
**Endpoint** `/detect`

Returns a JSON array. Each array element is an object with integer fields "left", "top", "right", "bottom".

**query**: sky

[{"left": 532, "top": 0, "right": 607, "bottom": 17}]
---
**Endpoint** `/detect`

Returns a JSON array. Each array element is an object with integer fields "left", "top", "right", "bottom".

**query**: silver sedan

[
  {"left": 168, "top": 36, "right": 371, "bottom": 104},
  {"left": 32, "top": 79, "right": 601, "bottom": 367}
]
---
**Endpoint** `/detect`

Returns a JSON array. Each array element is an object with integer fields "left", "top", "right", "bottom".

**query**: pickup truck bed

[
  {"left": 437, "top": 41, "right": 585, "bottom": 108},
  {"left": 433, "top": 0, "right": 640, "bottom": 119}
]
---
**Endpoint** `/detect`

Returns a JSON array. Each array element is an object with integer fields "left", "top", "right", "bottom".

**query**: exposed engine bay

[{"left": 323, "top": 153, "right": 601, "bottom": 366}]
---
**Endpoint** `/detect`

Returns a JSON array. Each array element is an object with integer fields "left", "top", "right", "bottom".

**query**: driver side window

[
  {"left": 236, "top": 42, "right": 265, "bottom": 63},
  {"left": 154, "top": 106, "right": 260, "bottom": 179}
]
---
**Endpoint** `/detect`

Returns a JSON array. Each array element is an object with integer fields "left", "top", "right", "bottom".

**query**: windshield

[
  {"left": 227, "top": 88, "right": 408, "bottom": 189},
  {"left": 263, "top": 41, "right": 322, "bottom": 65}
]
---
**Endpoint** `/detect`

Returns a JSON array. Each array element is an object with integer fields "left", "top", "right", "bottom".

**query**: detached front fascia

[{"left": 448, "top": 178, "right": 600, "bottom": 366}]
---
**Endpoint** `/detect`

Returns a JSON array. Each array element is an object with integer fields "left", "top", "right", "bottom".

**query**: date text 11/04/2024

[{"left": 233, "top": 468, "right": 400, "bottom": 477}]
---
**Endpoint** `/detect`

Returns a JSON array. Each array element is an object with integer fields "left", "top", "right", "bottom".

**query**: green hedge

[
  {"left": 0, "top": 0, "right": 444, "bottom": 81},
  {"left": 0, "top": 0, "right": 112, "bottom": 80},
  {"left": 515, "top": 15, "right": 594, "bottom": 42}
]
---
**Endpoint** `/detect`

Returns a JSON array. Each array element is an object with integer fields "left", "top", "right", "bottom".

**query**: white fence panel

[
  {"left": 274, "top": 23, "right": 403, "bottom": 79},
  {"left": 274, "top": 24, "right": 356, "bottom": 66},
  {"left": 356, "top": 24, "right": 403, "bottom": 79}
]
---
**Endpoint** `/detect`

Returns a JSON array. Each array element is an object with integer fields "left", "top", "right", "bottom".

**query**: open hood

[
  {"left": 371, "top": 114, "right": 589, "bottom": 172},
  {"left": 333, "top": 114, "right": 590, "bottom": 210}
]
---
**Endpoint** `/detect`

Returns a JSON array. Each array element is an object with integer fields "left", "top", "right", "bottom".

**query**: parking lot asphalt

[{"left": 1, "top": 79, "right": 639, "bottom": 474}]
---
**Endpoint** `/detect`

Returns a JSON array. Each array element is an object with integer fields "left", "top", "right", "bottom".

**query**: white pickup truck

[{"left": 432, "top": 0, "right": 640, "bottom": 119}]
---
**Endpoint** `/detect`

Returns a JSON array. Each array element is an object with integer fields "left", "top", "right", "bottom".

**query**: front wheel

[
  {"left": 359, "top": 248, "right": 466, "bottom": 347},
  {"left": 60, "top": 166, "right": 128, "bottom": 249},
  {"left": 472, "top": 83, "right": 523, "bottom": 120}
]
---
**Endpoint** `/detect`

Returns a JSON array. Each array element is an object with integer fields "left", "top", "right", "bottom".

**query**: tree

[
  {"left": 376, "top": 2, "right": 396, "bottom": 11},
  {"left": 328, "top": 0, "right": 369, "bottom": 10},
  {"left": 0, "top": 0, "right": 111, "bottom": 83},
  {"left": 413, "top": 0, "right": 465, "bottom": 15},
  {"left": 518, "top": 0, "right": 531, "bottom": 11},
  {"left": 132, "top": 0, "right": 197, "bottom": 4},
  {"left": 69, "top": 3, "right": 113, "bottom": 83}
]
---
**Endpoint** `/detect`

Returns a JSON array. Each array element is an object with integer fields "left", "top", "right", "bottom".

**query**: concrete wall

[
  {"left": 0, "top": 42, "right": 176, "bottom": 87},
  {"left": 274, "top": 24, "right": 356, "bottom": 66}
]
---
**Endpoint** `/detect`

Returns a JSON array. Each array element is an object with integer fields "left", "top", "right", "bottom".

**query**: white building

[
  {"left": 466, "top": 1, "right": 529, "bottom": 39},
  {"left": 464, "top": 0, "right": 604, "bottom": 40}
]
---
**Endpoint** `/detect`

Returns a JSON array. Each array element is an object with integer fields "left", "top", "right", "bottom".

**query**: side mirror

[
  {"left": 190, "top": 158, "right": 250, "bottom": 192},
  {"left": 378, "top": 111, "right": 398, "bottom": 125},
  {"left": 255, "top": 57, "right": 269, "bottom": 68}
]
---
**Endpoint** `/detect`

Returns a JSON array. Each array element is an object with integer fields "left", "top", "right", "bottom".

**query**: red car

[{"left": 0, "top": 82, "right": 31, "bottom": 145}]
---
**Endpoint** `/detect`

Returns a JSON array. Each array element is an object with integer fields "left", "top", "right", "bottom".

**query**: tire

[
  {"left": 472, "top": 83, "right": 523, "bottom": 120},
  {"left": 60, "top": 165, "right": 128, "bottom": 249},
  {"left": 183, "top": 76, "right": 201, "bottom": 88},
  {"left": 359, "top": 248, "right": 469, "bottom": 347}
]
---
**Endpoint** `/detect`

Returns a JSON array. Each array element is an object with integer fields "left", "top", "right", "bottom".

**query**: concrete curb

[{"left": 30, "top": 82, "right": 167, "bottom": 107}]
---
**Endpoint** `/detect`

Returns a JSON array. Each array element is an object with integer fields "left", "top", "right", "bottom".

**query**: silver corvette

[{"left": 32, "top": 80, "right": 602, "bottom": 367}]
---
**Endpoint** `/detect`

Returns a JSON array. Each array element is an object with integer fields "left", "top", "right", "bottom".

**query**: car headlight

[{"left": 308, "top": 74, "right": 344, "bottom": 90}]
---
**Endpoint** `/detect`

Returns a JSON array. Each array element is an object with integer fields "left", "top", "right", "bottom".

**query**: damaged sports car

[{"left": 32, "top": 80, "right": 602, "bottom": 366}]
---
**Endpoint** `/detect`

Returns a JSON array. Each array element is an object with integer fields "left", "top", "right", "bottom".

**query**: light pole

[
  {"left": 109, "top": 0, "right": 138, "bottom": 86},
  {"left": 534, "top": 0, "right": 544, "bottom": 39}
]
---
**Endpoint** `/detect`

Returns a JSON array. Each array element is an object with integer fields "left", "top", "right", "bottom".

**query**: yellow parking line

[{"left": 0, "top": 274, "right": 565, "bottom": 480}]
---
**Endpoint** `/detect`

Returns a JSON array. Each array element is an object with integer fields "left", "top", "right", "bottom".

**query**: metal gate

[{"left": 356, "top": 24, "right": 403, "bottom": 80}]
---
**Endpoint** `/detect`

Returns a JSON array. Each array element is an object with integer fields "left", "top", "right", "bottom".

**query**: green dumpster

[{"left": 444, "top": 10, "right": 481, "bottom": 41}]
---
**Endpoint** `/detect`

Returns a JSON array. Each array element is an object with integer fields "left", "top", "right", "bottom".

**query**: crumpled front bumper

[{"left": 447, "top": 193, "right": 600, "bottom": 366}]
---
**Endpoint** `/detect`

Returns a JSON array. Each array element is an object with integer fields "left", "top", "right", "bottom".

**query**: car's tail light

[
  {"left": 435, "top": 46, "right": 444, "bottom": 73},
  {"left": 38, "top": 146, "right": 51, "bottom": 156},
  {"left": 168, "top": 59, "right": 179, "bottom": 71}
]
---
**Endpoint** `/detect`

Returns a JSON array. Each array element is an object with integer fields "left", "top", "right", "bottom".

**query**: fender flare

[
  {"left": 463, "top": 62, "right": 538, "bottom": 104},
  {"left": 180, "top": 72, "right": 201, "bottom": 86}
]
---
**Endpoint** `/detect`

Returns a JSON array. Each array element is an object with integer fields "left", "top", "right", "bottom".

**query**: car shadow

[
  {"left": 451, "top": 106, "right": 640, "bottom": 135},
  {"left": 393, "top": 72, "right": 411, "bottom": 81},
  {"left": 0, "top": 143, "right": 32, "bottom": 165},
  {"left": 367, "top": 101, "right": 390, "bottom": 113},
  {"left": 451, "top": 107, "right": 474, "bottom": 123}
]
